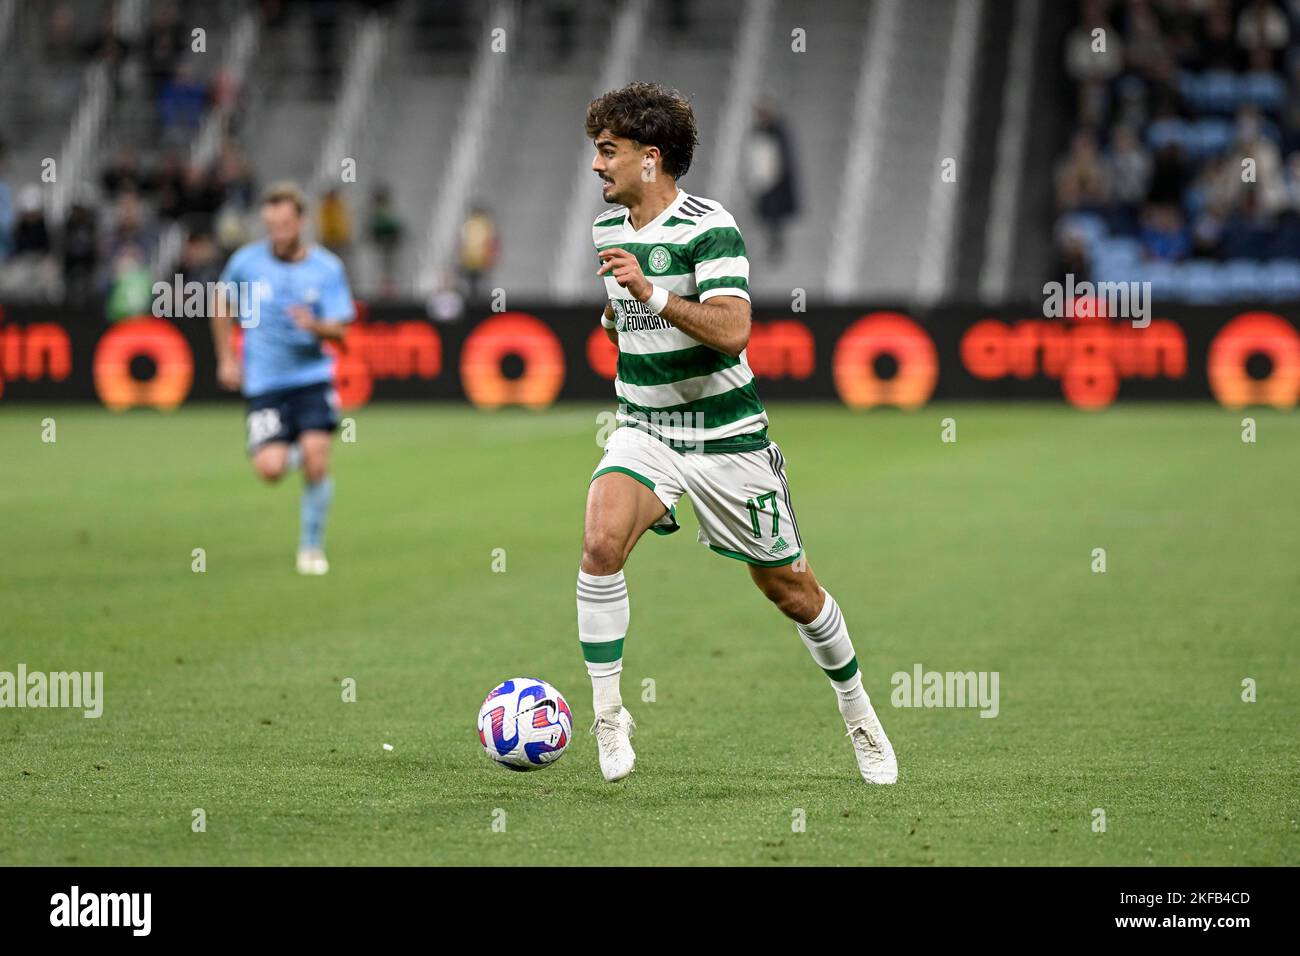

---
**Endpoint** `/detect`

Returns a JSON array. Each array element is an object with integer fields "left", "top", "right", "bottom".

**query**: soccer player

[
  {"left": 210, "top": 182, "right": 355, "bottom": 575},
  {"left": 577, "top": 82, "right": 898, "bottom": 784}
]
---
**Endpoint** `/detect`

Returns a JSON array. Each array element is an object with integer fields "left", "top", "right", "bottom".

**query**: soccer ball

[{"left": 477, "top": 677, "right": 573, "bottom": 771}]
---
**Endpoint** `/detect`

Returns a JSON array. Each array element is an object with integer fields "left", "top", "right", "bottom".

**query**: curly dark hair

[{"left": 585, "top": 82, "right": 699, "bottom": 180}]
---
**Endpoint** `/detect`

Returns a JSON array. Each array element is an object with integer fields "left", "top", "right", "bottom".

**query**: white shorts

[{"left": 591, "top": 425, "right": 804, "bottom": 567}]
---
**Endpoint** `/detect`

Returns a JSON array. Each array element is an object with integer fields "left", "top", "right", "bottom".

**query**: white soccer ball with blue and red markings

[{"left": 477, "top": 677, "right": 573, "bottom": 771}]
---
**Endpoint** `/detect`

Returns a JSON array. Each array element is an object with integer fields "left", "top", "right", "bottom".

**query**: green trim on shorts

[
  {"left": 590, "top": 466, "right": 679, "bottom": 536},
  {"left": 649, "top": 504, "right": 678, "bottom": 536},
  {"left": 707, "top": 545, "right": 804, "bottom": 567},
  {"left": 590, "top": 465, "right": 656, "bottom": 492}
]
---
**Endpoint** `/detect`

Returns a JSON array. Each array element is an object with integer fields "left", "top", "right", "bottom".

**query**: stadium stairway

[
  {"left": 751, "top": 0, "right": 868, "bottom": 301},
  {"left": 473, "top": 1, "right": 618, "bottom": 301}
]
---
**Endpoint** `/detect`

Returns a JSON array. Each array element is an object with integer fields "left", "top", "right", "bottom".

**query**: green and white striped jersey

[{"left": 594, "top": 189, "right": 768, "bottom": 454}]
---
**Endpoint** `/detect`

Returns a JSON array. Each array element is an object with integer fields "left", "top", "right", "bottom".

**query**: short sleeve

[
  {"left": 691, "top": 223, "right": 750, "bottom": 302},
  {"left": 321, "top": 259, "right": 356, "bottom": 323}
]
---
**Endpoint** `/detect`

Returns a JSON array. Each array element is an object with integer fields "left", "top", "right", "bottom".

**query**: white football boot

[
  {"left": 590, "top": 707, "right": 636, "bottom": 782},
  {"left": 296, "top": 548, "right": 330, "bottom": 575},
  {"left": 846, "top": 704, "right": 898, "bottom": 784}
]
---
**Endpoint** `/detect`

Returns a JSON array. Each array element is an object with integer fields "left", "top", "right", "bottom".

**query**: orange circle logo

[
  {"left": 833, "top": 312, "right": 938, "bottom": 409},
  {"left": 1207, "top": 312, "right": 1300, "bottom": 409},
  {"left": 461, "top": 312, "right": 565, "bottom": 408},
  {"left": 93, "top": 318, "right": 193, "bottom": 410}
]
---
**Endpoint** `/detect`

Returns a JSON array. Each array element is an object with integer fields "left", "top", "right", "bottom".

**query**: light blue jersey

[{"left": 219, "top": 240, "right": 355, "bottom": 397}]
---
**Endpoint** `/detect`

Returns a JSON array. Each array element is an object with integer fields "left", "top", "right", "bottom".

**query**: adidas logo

[{"left": 769, "top": 536, "right": 790, "bottom": 555}]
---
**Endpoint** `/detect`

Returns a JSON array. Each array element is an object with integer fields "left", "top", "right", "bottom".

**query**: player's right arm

[
  {"left": 210, "top": 263, "right": 242, "bottom": 391},
  {"left": 602, "top": 302, "right": 617, "bottom": 345}
]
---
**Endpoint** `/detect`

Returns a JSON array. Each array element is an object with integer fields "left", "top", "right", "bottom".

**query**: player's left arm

[
  {"left": 597, "top": 249, "right": 750, "bottom": 358},
  {"left": 291, "top": 259, "right": 356, "bottom": 342}
]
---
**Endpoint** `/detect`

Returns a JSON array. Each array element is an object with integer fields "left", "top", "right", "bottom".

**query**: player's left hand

[
  {"left": 597, "top": 248, "right": 652, "bottom": 302},
  {"left": 288, "top": 305, "right": 318, "bottom": 335}
]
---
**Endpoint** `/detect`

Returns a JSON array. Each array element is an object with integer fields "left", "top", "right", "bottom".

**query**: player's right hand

[{"left": 217, "top": 357, "right": 242, "bottom": 391}]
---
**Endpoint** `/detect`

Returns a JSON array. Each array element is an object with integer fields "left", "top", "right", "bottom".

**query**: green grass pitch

[{"left": 1, "top": 402, "right": 1296, "bottom": 866}]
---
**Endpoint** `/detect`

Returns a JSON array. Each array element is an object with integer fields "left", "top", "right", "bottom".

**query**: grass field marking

[
  {"left": 191, "top": 547, "right": 206, "bottom": 572},
  {"left": 1241, "top": 677, "right": 1256, "bottom": 702},
  {"left": 1241, "top": 417, "right": 1255, "bottom": 443},
  {"left": 0, "top": 665, "right": 103, "bottom": 718},
  {"left": 792, "top": 808, "right": 807, "bottom": 834},
  {"left": 641, "top": 677, "right": 656, "bottom": 703},
  {"left": 41, "top": 416, "right": 56, "bottom": 442},
  {"left": 1092, "top": 808, "right": 1107, "bottom": 833},
  {"left": 340, "top": 417, "right": 356, "bottom": 443},
  {"left": 1092, "top": 547, "right": 1107, "bottom": 573},
  {"left": 341, "top": 677, "right": 357, "bottom": 703},
  {"left": 890, "top": 664, "right": 999, "bottom": 718},
  {"left": 491, "top": 808, "right": 507, "bottom": 833},
  {"left": 941, "top": 416, "right": 956, "bottom": 443},
  {"left": 491, "top": 547, "right": 507, "bottom": 573},
  {"left": 192, "top": 809, "right": 206, "bottom": 833}
]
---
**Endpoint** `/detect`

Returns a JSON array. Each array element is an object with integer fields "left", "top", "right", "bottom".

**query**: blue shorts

[{"left": 244, "top": 381, "right": 340, "bottom": 453}]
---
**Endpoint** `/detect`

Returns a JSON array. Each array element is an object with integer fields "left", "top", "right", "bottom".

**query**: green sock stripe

[
  {"left": 581, "top": 638, "right": 625, "bottom": 664},
  {"left": 823, "top": 656, "right": 859, "bottom": 682}
]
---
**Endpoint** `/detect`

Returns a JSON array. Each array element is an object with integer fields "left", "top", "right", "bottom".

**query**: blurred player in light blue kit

[{"left": 210, "top": 182, "right": 355, "bottom": 575}]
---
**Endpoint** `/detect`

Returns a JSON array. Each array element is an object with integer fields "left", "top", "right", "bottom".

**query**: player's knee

[
  {"left": 254, "top": 457, "right": 286, "bottom": 483},
  {"left": 303, "top": 461, "right": 328, "bottom": 484},
  {"left": 580, "top": 529, "right": 625, "bottom": 576},
  {"left": 759, "top": 573, "right": 819, "bottom": 621}
]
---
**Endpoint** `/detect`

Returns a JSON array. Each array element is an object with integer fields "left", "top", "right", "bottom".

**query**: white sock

[
  {"left": 577, "top": 569, "right": 629, "bottom": 716},
  {"left": 796, "top": 589, "right": 871, "bottom": 726}
]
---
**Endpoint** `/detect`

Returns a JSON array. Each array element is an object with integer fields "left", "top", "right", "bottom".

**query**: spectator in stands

[
  {"left": 458, "top": 205, "right": 499, "bottom": 305},
  {"left": 318, "top": 188, "right": 355, "bottom": 273},
  {"left": 102, "top": 146, "right": 147, "bottom": 199},
  {"left": 0, "top": 141, "right": 13, "bottom": 263},
  {"left": 180, "top": 232, "right": 221, "bottom": 287},
  {"left": 215, "top": 141, "right": 257, "bottom": 211},
  {"left": 105, "top": 244, "right": 154, "bottom": 323},
  {"left": 62, "top": 192, "right": 100, "bottom": 306},
  {"left": 1200, "top": 0, "right": 1238, "bottom": 70},
  {"left": 368, "top": 185, "right": 404, "bottom": 300},
  {"left": 106, "top": 191, "right": 157, "bottom": 265},
  {"left": 1065, "top": 0, "right": 1124, "bottom": 126},
  {"left": 1124, "top": 3, "right": 1170, "bottom": 79},
  {"left": 13, "top": 185, "right": 51, "bottom": 260},
  {"left": 152, "top": 149, "right": 187, "bottom": 220},
  {"left": 10, "top": 185, "right": 57, "bottom": 299},
  {"left": 1191, "top": 198, "right": 1230, "bottom": 257},
  {"left": 1237, "top": 0, "right": 1291, "bottom": 68},
  {"left": 146, "top": 0, "right": 187, "bottom": 99},
  {"left": 158, "top": 62, "right": 209, "bottom": 141},
  {"left": 1146, "top": 140, "right": 1189, "bottom": 207},
  {"left": 311, "top": 0, "right": 344, "bottom": 79},
  {"left": 1106, "top": 124, "right": 1153, "bottom": 220},
  {"left": 1140, "top": 202, "right": 1192, "bottom": 260},
  {"left": 1055, "top": 130, "right": 1110, "bottom": 212},
  {"left": 546, "top": 0, "right": 578, "bottom": 61},
  {"left": 1225, "top": 107, "right": 1288, "bottom": 216},
  {"left": 745, "top": 104, "right": 800, "bottom": 264},
  {"left": 177, "top": 163, "right": 222, "bottom": 237},
  {"left": 1054, "top": 220, "right": 1092, "bottom": 280}
]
